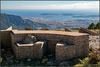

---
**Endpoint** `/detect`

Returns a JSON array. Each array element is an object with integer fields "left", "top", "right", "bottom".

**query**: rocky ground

[
  {"left": 89, "top": 35, "right": 99, "bottom": 50},
  {"left": 0, "top": 35, "right": 100, "bottom": 66}
]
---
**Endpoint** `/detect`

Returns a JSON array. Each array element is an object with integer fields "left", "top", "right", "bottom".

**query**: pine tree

[
  {"left": 95, "top": 22, "right": 100, "bottom": 29},
  {"left": 88, "top": 23, "right": 95, "bottom": 29}
]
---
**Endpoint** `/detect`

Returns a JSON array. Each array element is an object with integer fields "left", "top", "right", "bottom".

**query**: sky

[{"left": 1, "top": 1, "right": 99, "bottom": 11}]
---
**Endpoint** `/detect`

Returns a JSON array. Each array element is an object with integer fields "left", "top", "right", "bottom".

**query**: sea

[{"left": 1, "top": 9, "right": 99, "bottom": 21}]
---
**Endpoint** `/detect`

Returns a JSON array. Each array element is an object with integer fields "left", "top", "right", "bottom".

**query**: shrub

[
  {"left": 88, "top": 22, "right": 100, "bottom": 29},
  {"left": 95, "top": 22, "right": 100, "bottom": 29},
  {"left": 88, "top": 23, "right": 95, "bottom": 29},
  {"left": 41, "top": 28, "right": 49, "bottom": 30},
  {"left": 24, "top": 27, "right": 32, "bottom": 30},
  {"left": 77, "top": 28, "right": 80, "bottom": 30},
  {"left": 89, "top": 49, "right": 100, "bottom": 61}
]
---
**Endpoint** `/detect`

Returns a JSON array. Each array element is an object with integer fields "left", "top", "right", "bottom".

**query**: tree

[
  {"left": 24, "top": 27, "right": 32, "bottom": 30},
  {"left": 95, "top": 22, "right": 100, "bottom": 29},
  {"left": 88, "top": 23, "right": 95, "bottom": 29}
]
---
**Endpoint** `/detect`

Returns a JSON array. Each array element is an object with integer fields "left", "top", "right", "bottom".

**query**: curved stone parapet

[{"left": 10, "top": 30, "right": 89, "bottom": 60}]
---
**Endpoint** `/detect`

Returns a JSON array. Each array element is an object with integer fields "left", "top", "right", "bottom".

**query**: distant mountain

[{"left": 0, "top": 13, "right": 49, "bottom": 30}]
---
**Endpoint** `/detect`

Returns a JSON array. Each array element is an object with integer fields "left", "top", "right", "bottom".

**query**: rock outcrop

[
  {"left": 79, "top": 27, "right": 98, "bottom": 35},
  {"left": 65, "top": 27, "right": 72, "bottom": 32},
  {"left": 6, "top": 26, "right": 12, "bottom": 30}
]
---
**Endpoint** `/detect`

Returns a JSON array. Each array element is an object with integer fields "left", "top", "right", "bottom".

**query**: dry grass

[
  {"left": 71, "top": 30, "right": 79, "bottom": 32},
  {"left": 54, "top": 29, "right": 65, "bottom": 31},
  {"left": 54, "top": 29, "right": 79, "bottom": 32},
  {"left": 89, "top": 48, "right": 100, "bottom": 61}
]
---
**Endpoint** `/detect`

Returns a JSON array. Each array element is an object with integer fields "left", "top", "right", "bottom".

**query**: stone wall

[
  {"left": 12, "top": 43, "right": 34, "bottom": 59},
  {"left": 10, "top": 31, "right": 89, "bottom": 60},
  {"left": 11, "top": 33, "right": 45, "bottom": 59},
  {"left": 11, "top": 33, "right": 80, "bottom": 45},
  {"left": 56, "top": 35, "right": 89, "bottom": 61},
  {"left": 1, "top": 30, "right": 12, "bottom": 48}
]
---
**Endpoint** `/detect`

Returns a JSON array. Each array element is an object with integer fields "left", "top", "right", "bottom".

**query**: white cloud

[
  {"left": 2, "top": 1, "right": 99, "bottom": 10},
  {"left": 48, "top": 2, "right": 99, "bottom": 9},
  {"left": 20, "top": 5, "right": 50, "bottom": 9}
]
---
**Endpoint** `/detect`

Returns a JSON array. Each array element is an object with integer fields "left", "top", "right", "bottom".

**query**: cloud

[
  {"left": 1, "top": 1, "right": 99, "bottom": 10},
  {"left": 48, "top": 2, "right": 99, "bottom": 9},
  {"left": 21, "top": 5, "right": 50, "bottom": 9}
]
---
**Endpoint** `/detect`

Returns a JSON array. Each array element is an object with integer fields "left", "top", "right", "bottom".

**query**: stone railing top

[{"left": 12, "top": 30, "right": 88, "bottom": 36}]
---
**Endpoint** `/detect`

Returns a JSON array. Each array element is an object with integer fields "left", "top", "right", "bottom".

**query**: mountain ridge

[{"left": 0, "top": 13, "right": 49, "bottom": 30}]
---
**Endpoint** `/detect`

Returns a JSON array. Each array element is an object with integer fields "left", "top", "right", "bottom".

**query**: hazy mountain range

[
  {"left": 1, "top": 13, "right": 49, "bottom": 30},
  {"left": 1, "top": 13, "right": 99, "bottom": 30}
]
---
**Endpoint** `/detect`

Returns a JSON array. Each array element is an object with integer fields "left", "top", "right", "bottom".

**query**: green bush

[
  {"left": 88, "top": 22, "right": 100, "bottom": 29},
  {"left": 24, "top": 27, "right": 32, "bottom": 30},
  {"left": 88, "top": 23, "right": 95, "bottom": 29},
  {"left": 95, "top": 22, "right": 100, "bottom": 29},
  {"left": 41, "top": 28, "right": 49, "bottom": 30}
]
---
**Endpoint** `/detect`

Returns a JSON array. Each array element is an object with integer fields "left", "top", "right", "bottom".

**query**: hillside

[{"left": 0, "top": 13, "right": 49, "bottom": 30}]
